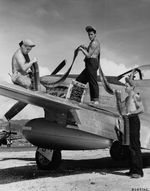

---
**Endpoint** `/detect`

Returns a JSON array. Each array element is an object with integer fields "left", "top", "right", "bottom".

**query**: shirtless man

[
  {"left": 76, "top": 26, "right": 100, "bottom": 104},
  {"left": 0, "top": 39, "right": 37, "bottom": 143},
  {"left": 121, "top": 77, "right": 144, "bottom": 178},
  {"left": 11, "top": 39, "right": 37, "bottom": 89}
]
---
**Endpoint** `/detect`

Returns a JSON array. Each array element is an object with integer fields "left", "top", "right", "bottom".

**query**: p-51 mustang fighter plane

[{"left": 0, "top": 58, "right": 150, "bottom": 170}]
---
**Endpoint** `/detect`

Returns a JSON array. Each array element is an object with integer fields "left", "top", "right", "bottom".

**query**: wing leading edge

[{"left": 0, "top": 81, "right": 79, "bottom": 111}]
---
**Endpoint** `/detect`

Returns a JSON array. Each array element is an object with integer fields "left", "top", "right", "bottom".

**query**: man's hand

[
  {"left": 80, "top": 44, "right": 87, "bottom": 50},
  {"left": 126, "top": 113, "right": 131, "bottom": 116},
  {"left": 78, "top": 47, "right": 83, "bottom": 51},
  {"left": 32, "top": 57, "right": 38, "bottom": 63},
  {"left": 114, "top": 89, "right": 121, "bottom": 100},
  {"left": 74, "top": 47, "right": 80, "bottom": 57}
]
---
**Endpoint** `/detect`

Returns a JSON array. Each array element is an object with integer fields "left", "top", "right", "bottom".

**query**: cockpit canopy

[{"left": 118, "top": 65, "right": 150, "bottom": 84}]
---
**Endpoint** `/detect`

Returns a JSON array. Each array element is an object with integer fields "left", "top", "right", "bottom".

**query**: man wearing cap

[
  {"left": 76, "top": 26, "right": 100, "bottom": 104},
  {"left": 11, "top": 39, "right": 37, "bottom": 89},
  {"left": 117, "top": 77, "right": 144, "bottom": 178}
]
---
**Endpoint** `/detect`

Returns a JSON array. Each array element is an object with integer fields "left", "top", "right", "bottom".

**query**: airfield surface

[{"left": 0, "top": 147, "right": 150, "bottom": 191}]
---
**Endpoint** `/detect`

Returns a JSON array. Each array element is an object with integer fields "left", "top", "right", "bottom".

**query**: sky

[{"left": 1, "top": 0, "right": 150, "bottom": 119}]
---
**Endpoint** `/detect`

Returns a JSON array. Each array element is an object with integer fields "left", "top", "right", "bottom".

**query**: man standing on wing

[{"left": 76, "top": 26, "right": 100, "bottom": 104}]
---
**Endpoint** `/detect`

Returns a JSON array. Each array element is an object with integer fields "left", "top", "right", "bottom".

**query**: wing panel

[{"left": 0, "top": 81, "right": 79, "bottom": 111}]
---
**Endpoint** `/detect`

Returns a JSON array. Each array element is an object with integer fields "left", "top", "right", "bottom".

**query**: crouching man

[{"left": 11, "top": 39, "right": 37, "bottom": 89}]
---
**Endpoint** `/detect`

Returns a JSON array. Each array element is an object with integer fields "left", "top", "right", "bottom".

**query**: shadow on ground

[{"left": 0, "top": 152, "right": 150, "bottom": 184}]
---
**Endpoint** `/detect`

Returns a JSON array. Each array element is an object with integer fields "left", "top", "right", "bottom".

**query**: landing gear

[
  {"left": 110, "top": 141, "right": 130, "bottom": 161},
  {"left": 35, "top": 148, "right": 62, "bottom": 170}
]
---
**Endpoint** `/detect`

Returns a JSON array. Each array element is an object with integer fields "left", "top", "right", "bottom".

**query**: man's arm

[
  {"left": 126, "top": 93, "right": 144, "bottom": 116},
  {"left": 79, "top": 40, "right": 99, "bottom": 58},
  {"left": 16, "top": 53, "right": 37, "bottom": 73},
  {"left": 79, "top": 44, "right": 88, "bottom": 51},
  {"left": 132, "top": 93, "right": 144, "bottom": 115},
  {"left": 114, "top": 90, "right": 126, "bottom": 115}
]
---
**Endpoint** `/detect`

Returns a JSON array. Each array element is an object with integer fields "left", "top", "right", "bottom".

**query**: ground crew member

[
  {"left": 121, "top": 77, "right": 144, "bottom": 178},
  {"left": 11, "top": 39, "right": 37, "bottom": 89},
  {"left": 76, "top": 26, "right": 100, "bottom": 104}
]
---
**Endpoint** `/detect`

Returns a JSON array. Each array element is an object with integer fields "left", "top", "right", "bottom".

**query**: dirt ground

[{"left": 0, "top": 148, "right": 150, "bottom": 191}]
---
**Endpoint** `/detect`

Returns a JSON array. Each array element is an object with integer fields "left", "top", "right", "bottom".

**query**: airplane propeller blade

[
  {"left": 4, "top": 51, "right": 78, "bottom": 121},
  {"left": 40, "top": 47, "right": 79, "bottom": 87},
  {"left": 4, "top": 101, "right": 27, "bottom": 121},
  {"left": 3, "top": 60, "right": 67, "bottom": 121},
  {"left": 50, "top": 59, "right": 66, "bottom": 75}
]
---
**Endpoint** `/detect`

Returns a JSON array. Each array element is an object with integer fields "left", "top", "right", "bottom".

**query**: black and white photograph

[{"left": 0, "top": 0, "right": 150, "bottom": 190}]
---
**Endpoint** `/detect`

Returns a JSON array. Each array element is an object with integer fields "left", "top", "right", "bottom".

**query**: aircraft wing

[{"left": 0, "top": 81, "right": 80, "bottom": 111}]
